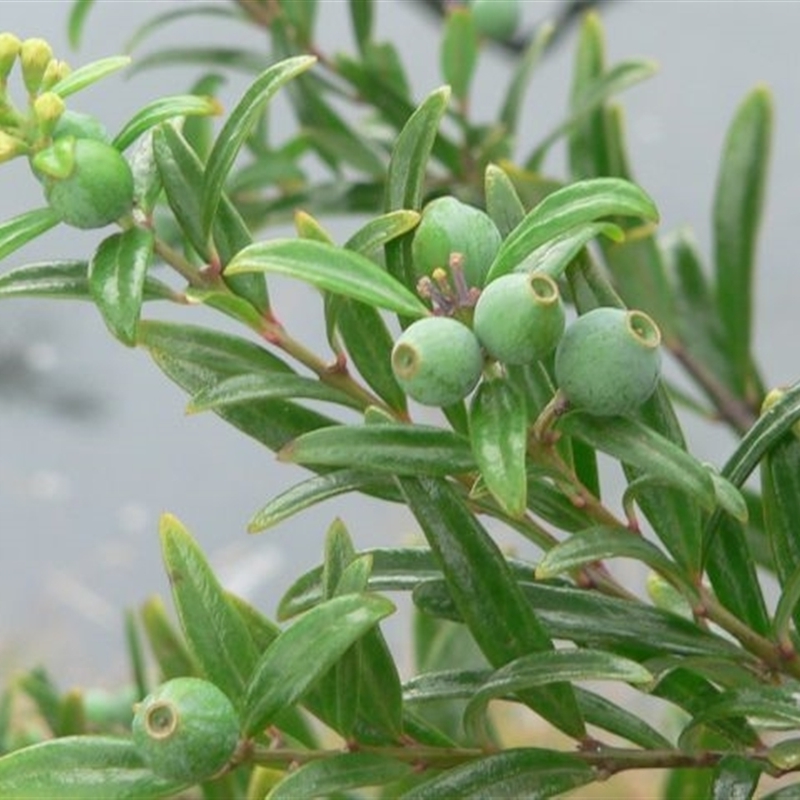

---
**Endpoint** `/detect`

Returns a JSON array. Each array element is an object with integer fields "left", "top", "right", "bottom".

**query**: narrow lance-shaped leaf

[
  {"left": 88, "top": 227, "right": 154, "bottom": 346},
  {"left": 714, "top": 86, "right": 773, "bottom": 396},
  {"left": 51, "top": 56, "right": 131, "bottom": 98},
  {"left": 0, "top": 736, "right": 184, "bottom": 800},
  {"left": 485, "top": 163, "right": 526, "bottom": 238},
  {"left": 242, "top": 593, "right": 395, "bottom": 735},
  {"left": 348, "top": 0, "right": 373, "bottom": 52},
  {"left": 344, "top": 210, "right": 420, "bottom": 255},
  {"left": 159, "top": 514, "right": 259, "bottom": 704},
  {"left": 0, "top": 207, "right": 60, "bottom": 262},
  {"left": 68, "top": 0, "right": 96, "bottom": 49},
  {"left": 202, "top": 55, "right": 317, "bottom": 233},
  {"left": 441, "top": 8, "right": 478, "bottom": 102},
  {"left": 140, "top": 595, "right": 200, "bottom": 680},
  {"left": 486, "top": 177, "right": 659, "bottom": 282},
  {"left": 225, "top": 238, "right": 428, "bottom": 318},
  {"left": 398, "top": 476, "right": 585, "bottom": 739},
  {"left": 470, "top": 378, "right": 527, "bottom": 518}
]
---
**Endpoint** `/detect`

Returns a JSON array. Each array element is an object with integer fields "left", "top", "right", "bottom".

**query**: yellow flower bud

[
  {"left": 0, "top": 33, "right": 21, "bottom": 81},
  {"left": 33, "top": 91, "right": 65, "bottom": 136},
  {"left": 20, "top": 37, "right": 53, "bottom": 94},
  {"left": 39, "top": 58, "right": 70, "bottom": 92},
  {"left": 0, "top": 129, "right": 25, "bottom": 163}
]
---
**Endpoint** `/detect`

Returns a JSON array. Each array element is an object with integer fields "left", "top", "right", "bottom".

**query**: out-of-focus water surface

[{"left": 2, "top": 1, "right": 800, "bottom": 688}]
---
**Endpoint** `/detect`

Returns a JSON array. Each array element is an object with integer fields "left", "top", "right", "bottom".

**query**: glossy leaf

[
  {"left": 159, "top": 513, "right": 259, "bottom": 703},
  {"left": 269, "top": 753, "right": 411, "bottom": 800},
  {"left": 463, "top": 649, "right": 652, "bottom": 742},
  {"left": 242, "top": 593, "right": 395, "bottom": 735},
  {"left": 68, "top": 0, "right": 95, "bottom": 49},
  {"left": 88, "top": 228, "right": 154, "bottom": 346},
  {"left": 485, "top": 163, "right": 526, "bottom": 237},
  {"left": 401, "top": 748, "right": 594, "bottom": 800},
  {"left": 0, "top": 207, "right": 60, "bottom": 262},
  {"left": 280, "top": 424, "right": 475, "bottom": 475},
  {"left": 344, "top": 210, "right": 420, "bottom": 255},
  {"left": 398, "top": 476, "right": 585, "bottom": 739},
  {"left": 711, "top": 755, "right": 762, "bottom": 800},
  {"left": 558, "top": 412, "right": 721, "bottom": 512},
  {"left": 714, "top": 86, "right": 773, "bottom": 395},
  {"left": 51, "top": 56, "right": 131, "bottom": 98},
  {"left": 202, "top": 56, "right": 316, "bottom": 233},
  {"left": 112, "top": 95, "right": 221, "bottom": 152},
  {"left": 248, "top": 469, "right": 396, "bottom": 533},
  {"left": 385, "top": 85, "right": 451, "bottom": 212},
  {"left": 0, "top": 736, "right": 183, "bottom": 799},
  {"left": 0, "top": 260, "right": 174, "bottom": 302},
  {"left": 469, "top": 378, "right": 527, "bottom": 518},
  {"left": 225, "top": 238, "right": 428, "bottom": 317},
  {"left": 441, "top": 9, "right": 478, "bottom": 102},
  {"left": 186, "top": 372, "right": 361, "bottom": 414},
  {"left": 486, "top": 178, "right": 659, "bottom": 282}
]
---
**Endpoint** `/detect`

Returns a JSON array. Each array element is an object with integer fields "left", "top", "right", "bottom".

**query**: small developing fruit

[
  {"left": 42, "top": 137, "right": 133, "bottom": 229},
  {"left": 469, "top": 0, "right": 521, "bottom": 40},
  {"left": 412, "top": 196, "right": 502, "bottom": 289},
  {"left": 473, "top": 272, "right": 565, "bottom": 365},
  {"left": 392, "top": 316, "right": 483, "bottom": 407},
  {"left": 554, "top": 307, "right": 662, "bottom": 416},
  {"left": 132, "top": 677, "right": 239, "bottom": 784}
]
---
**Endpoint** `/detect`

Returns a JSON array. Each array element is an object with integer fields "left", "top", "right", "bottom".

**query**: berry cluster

[
  {"left": 0, "top": 33, "right": 133, "bottom": 229},
  {"left": 392, "top": 195, "right": 662, "bottom": 417}
]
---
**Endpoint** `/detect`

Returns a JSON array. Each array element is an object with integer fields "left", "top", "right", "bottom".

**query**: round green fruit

[
  {"left": 132, "top": 677, "right": 239, "bottom": 784},
  {"left": 44, "top": 138, "right": 133, "bottom": 229},
  {"left": 470, "top": 0, "right": 521, "bottom": 40},
  {"left": 392, "top": 316, "right": 483, "bottom": 407},
  {"left": 554, "top": 307, "right": 662, "bottom": 416},
  {"left": 52, "top": 110, "right": 110, "bottom": 143},
  {"left": 473, "top": 272, "right": 565, "bottom": 365},
  {"left": 412, "top": 196, "right": 502, "bottom": 289}
]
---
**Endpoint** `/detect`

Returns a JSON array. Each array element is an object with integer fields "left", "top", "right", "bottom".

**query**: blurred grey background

[{"left": 2, "top": 0, "right": 800, "bottom": 689}]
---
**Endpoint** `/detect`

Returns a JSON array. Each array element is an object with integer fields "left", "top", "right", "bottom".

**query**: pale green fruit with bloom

[
  {"left": 392, "top": 316, "right": 483, "bottom": 407},
  {"left": 555, "top": 307, "right": 662, "bottom": 416},
  {"left": 474, "top": 272, "right": 566, "bottom": 365},
  {"left": 132, "top": 677, "right": 239, "bottom": 783}
]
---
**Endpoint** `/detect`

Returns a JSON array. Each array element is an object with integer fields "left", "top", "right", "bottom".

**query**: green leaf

[
  {"left": 225, "top": 238, "right": 428, "bottom": 318},
  {"left": 385, "top": 86, "right": 451, "bottom": 212},
  {"left": 469, "top": 378, "right": 527, "bottom": 517},
  {"left": 485, "top": 164, "right": 526, "bottom": 238},
  {"left": 486, "top": 178, "right": 659, "bottom": 282},
  {"left": 140, "top": 595, "right": 200, "bottom": 680},
  {"left": 269, "top": 753, "right": 411, "bottom": 800},
  {"left": 441, "top": 9, "right": 478, "bottom": 102},
  {"left": 463, "top": 649, "right": 653, "bottom": 743},
  {"left": 535, "top": 526, "right": 687, "bottom": 588},
  {"left": 761, "top": 784, "right": 800, "bottom": 800},
  {"left": 344, "top": 210, "right": 420, "bottom": 256},
  {"left": 711, "top": 755, "right": 762, "bottom": 800},
  {"left": 242, "top": 593, "right": 394, "bottom": 735},
  {"left": 349, "top": 0, "right": 373, "bottom": 52},
  {"left": 129, "top": 47, "right": 266, "bottom": 78},
  {"left": 68, "top": 0, "right": 95, "bottom": 49},
  {"left": 112, "top": 95, "right": 221, "bottom": 152},
  {"left": 202, "top": 56, "right": 316, "bottom": 233},
  {"left": 558, "top": 412, "right": 719, "bottom": 512},
  {"left": 187, "top": 372, "right": 361, "bottom": 414},
  {"left": 248, "top": 469, "right": 397, "bottom": 533},
  {"left": 527, "top": 59, "right": 658, "bottom": 171},
  {"left": 0, "top": 736, "right": 183, "bottom": 799},
  {"left": 159, "top": 513, "right": 259, "bottom": 703},
  {"left": 714, "top": 86, "right": 773, "bottom": 395},
  {"left": 0, "top": 260, "right": 174, "bottom": 302},
  {"left": 401, "top": 748, "right": 594, "bottom": 800},
  {"left": 88, "top": 228, "right": 154, "bottom": 346},
  {"left": 279, "top": 424, "right": 475, "bottom": 475},
  {"left": 398, "top": 477, "right": 585, "bottom": 739},
  {"left": 50, "top": 56, "right": 131, "bottom": 98},
  {"left": 0, "top": 207, "right": 60, "bottom": 262}
]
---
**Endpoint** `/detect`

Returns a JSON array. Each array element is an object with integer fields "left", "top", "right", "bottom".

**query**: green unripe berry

[
  {"left": 43, "top": 137, "right": 133, "bottom": 229},
  {"left": 474, "top": 272, "right": 565, "bottom": 365},
  {"left": 412, "top": 196, "right": 502, "bottom": 289},
  {"left": 470, "top": 0, "right": 521, "bottom": 40},
  {"left": 52, "top": 109, "right": 110, "bottom": 143},
  {"left": 554, "top": 307, "right": 662, "bottom": 416},
  {"left": 392, "top": 316, "right": 483, "bottom": 407},
  {"left": 132, "top": 677, "right": 239, "bottom": 784}
]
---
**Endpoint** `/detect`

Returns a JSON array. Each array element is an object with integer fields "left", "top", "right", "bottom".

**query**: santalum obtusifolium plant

[{"left": 1, "top": 1, "right": 800, "bottom": 798}]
